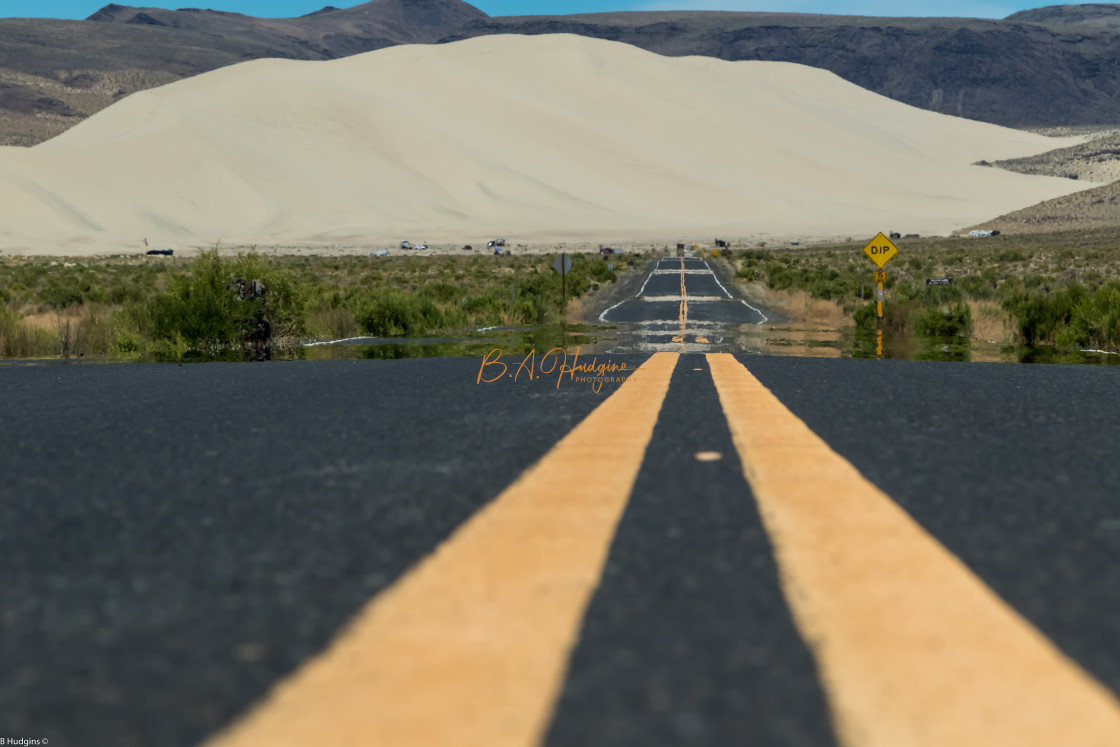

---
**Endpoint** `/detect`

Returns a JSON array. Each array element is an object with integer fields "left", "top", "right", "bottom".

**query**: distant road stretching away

[
  {"left": 600, "top": 256, "right": 768, "bottom": 353},
  {"left": 3, "top": 355, "right": 1120, "bottom": 745}
]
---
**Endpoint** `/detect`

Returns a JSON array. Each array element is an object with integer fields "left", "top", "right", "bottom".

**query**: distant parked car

[
  {"left": 488, "top": 238, "right": 506, "bottom": 248},
  {"left": 413, "top": 243, "right": 429, "bottom": 250},
  {"left": 400, "top": 240, "right": 411, "bottom": 249}
]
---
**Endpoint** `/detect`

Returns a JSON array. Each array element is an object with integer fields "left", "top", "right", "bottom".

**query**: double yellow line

[
  {"left": 672, "top": 255, "right": 689, "bottom": 349},
  {"left": 208, "top": 353, "right": 1120, "bottom": 747}
]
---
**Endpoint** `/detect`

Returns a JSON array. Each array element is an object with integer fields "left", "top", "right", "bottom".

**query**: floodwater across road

[{"left": 597, "top": 256, "right": 768, "bottom": 353}]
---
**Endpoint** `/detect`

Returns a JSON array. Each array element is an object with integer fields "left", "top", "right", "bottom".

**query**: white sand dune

[{"left": 0, "top": 34, "right": 1095, "bottom": 255}]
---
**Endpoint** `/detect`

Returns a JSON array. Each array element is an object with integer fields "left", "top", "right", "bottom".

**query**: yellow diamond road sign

[{"left": 863, "top": 232, "right": 899, "bottom": 268}]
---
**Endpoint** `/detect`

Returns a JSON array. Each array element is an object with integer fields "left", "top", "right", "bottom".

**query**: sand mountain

[
  {"left": 5, "top": 3, "right": 1120, "bottom": 146},
  {"left": 0, "top": 34, "right": 1092, "bottom": 255}
]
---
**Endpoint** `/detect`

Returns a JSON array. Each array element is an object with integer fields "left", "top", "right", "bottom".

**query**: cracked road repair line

[
  {"left": 204, "top": 352, "right": 679, "bottom": 747},
  {"left": 707, "top": 352, "right": 1120, "bottom": 747}
]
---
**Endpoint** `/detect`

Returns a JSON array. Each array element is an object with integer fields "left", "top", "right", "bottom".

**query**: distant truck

[{"left": 969, "top": 230, "right": 1001, "bottom": 238}]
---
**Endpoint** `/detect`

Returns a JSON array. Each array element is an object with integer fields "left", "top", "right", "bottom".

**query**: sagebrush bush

[
  {"left": 1058, "top": 283, "right": 1120, "bottom": 350},
  {"left": 0, "top": 306, "right": 57, "bottom": 357},
  {"left": 1001, "top": 285, "right": 1085, "bottom": 345},
  {"left": 125, "top": 249, "right": 306, "bottom": 347},
  {"left": 912, "top": 303, "right": 972, "bottom": 337},
  {"left": 355, "top": 290, "right": 447, "bottom": 337}
]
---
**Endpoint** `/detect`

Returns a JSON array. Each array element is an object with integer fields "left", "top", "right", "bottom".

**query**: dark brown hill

[
  {"left": 1007, "top": 4, "right": 1120, "bottom": 29},
  {"left": 965, "top": 180, "right": 1120, "bottom": 235},
  {"left": 87, "top": 0, "right": 487, "bottom": 55},
  {"left": 443, "top": 11, "right": 1120, "bottom": 130}
]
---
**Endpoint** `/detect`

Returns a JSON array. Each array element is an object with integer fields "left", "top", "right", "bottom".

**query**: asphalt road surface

[
  {"left": 4, "top": 350, "right": 1120, "bottom": 746},
  {"left": 599, "top": 256, "right": 768, "bottom": 352}
]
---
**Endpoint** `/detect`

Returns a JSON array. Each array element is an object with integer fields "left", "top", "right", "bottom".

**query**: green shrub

[
  {"left": 1059, "top": 283, "right": 1120, "bottom": 350},
  {"left": 127, "top": 248, "right": 306, "bottom": 348},
  {"left": 40, "top": 275, "right": 89, "bottom": 308},
  {"left": 957, "top": 274, "right": 995, "bottom": 299},
  {"left": 418, "top": 282, "right": 466, "bottom": 303},
  {"left": 855, "top": 283, "right": 970, "bottom": 337},
  {"left": 912, "top": 303, "right": 972, "bottom": 337},
  {"left": 355, "top": 290, "right": 446, "bottom": 337},
  {"left": 1002, "top": 285, "right": 1086, "bottom": 345},
  {"left": 586, "top": 260, "right": 618, "bottom": 284}
]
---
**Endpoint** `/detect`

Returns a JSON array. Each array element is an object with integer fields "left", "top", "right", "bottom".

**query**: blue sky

[{"left": 0, "top": 1, "right": 1096, "bottom": 21}]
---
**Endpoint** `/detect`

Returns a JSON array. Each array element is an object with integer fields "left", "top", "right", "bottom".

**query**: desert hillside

[{"left": 0, "top": 34, "right": 1098, "bottom": 255}]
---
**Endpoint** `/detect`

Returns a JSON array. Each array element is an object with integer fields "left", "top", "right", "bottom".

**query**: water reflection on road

[
  {"left": 597, "top": 256, "right": 767, "bottom": 354},
  {"left": 306, "top": 255, "right": 1119, "bottom": 365}
]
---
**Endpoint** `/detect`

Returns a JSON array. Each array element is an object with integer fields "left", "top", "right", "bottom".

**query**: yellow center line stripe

[
  {"left": 676, "top": 255, "right": 688, "bottom": 350},
  {"left": 205, "top": 352, "right": 680, "bottom": 747},
  {"left": 706, "top": 353, "right": 1120, "bottom": 747}
]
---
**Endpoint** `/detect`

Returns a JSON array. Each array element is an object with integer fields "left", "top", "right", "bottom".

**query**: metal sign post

[
  {"left": 875, "top": 270, "right": 886, "bottom": 356},
  {"left": 862, "top": 233, "right": 900, "bottom": 359},
  {"left": 552, "top": 253, "right": 573, "bottom": 314}
]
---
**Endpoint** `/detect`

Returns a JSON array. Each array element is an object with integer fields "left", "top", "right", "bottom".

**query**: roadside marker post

[
  {"left": 552, "top": 253, "right": 573, "bottom": 309},
  {"left": 863, "top": 233, "right": 900, "bottom": 358},
  {"left": 552, "top": 253, "right": 574, "bottom": 339}
]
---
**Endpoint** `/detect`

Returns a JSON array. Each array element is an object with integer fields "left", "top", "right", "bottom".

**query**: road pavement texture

[
  {"left": 599, "top": 256, "right": 767, "bottom": 352},
  {"left": 4, "top": 351, "right": 1120, "bottom": 746}
]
